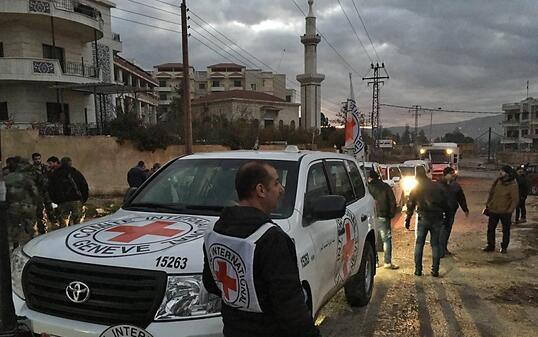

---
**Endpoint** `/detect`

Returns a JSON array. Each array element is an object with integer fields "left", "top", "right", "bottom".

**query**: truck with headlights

[
  {"left": 418, "top": 143, "right": 460, "bottom": 180},
  {"left": 12, "top": 149, "right": 378, "bottom": 337}
]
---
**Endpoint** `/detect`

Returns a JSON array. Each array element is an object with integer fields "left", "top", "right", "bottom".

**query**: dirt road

[{"left": 319, "top": 170, "right": 538, "bottom": 337}]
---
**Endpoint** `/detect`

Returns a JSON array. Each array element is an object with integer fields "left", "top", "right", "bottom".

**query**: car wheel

[
  {"left": 531, "top": 185, "right": 538, "bottom": 195},
  {"left": 344, "top": 241, "right": 375, "bottom": 307}
]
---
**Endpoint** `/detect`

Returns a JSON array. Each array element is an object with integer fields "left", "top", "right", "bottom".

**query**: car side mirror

[
  {"left": 123, "top": 187, "right": 138, "bottom": 204},
  {"left": 309, "top": 195, "right": 346, "bottom": 221},
  {"left": 392, "top": 176, "right": 401, "bottom": 182}
]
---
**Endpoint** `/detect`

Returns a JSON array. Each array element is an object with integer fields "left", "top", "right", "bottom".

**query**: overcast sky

[{"left": 111, "top": 0, "right": 538, "bottom": 127}]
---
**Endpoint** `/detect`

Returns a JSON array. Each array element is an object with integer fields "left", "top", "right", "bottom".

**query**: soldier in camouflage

[
  {"left": 31, "top": 152, "right": 53, "bottom": 234},
  {"left": 5, "top": 157, "right": 40, "bottom": 250}
]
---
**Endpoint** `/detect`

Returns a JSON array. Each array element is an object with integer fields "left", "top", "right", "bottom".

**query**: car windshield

[
  {"left": 127, "top": 159, "right": 299, "bottom": 219},
  {"left": 399, "top": 166, "right": 415, "bottom": 176}
]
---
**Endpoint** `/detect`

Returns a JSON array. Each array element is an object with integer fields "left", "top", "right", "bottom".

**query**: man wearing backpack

[{"left": 48, "top": 157, "right": 89, "bottom": 227}]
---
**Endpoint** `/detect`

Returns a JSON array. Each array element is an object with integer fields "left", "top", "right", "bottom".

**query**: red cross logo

[
  {"left": 345, "top": 117, "right": 356, "bottom": 143},
  {"left": 341, "top": 222, "right": 355, "bottom": 277},
  {"left": 215, "top": 261, "right": 237, "bottom": 301},
  {"left": 106, "top": 220, "right": 183, "bottom": 243}
]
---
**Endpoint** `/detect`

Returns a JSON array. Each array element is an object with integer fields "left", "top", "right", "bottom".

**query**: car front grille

[{"left": 23, "top": 257, "right": 167, "bottom": 328}]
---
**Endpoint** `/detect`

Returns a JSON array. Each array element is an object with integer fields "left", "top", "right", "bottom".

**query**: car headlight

[
  {"left": 402, "top": 177, "right": 418, "bottom": 195},
  {"left": 11, "top": 247, "right": 30, "bottom": 299},
  {"left": 155, "top": 275, "right": 221, "bottom": 321}
]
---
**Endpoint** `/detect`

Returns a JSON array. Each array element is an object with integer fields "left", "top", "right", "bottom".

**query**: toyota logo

[{"left": 65, "top": 281, "right": 90, "bottom": 304}]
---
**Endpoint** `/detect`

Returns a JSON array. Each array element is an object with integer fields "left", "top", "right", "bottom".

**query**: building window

[
  {"left": 251, "top": 84, "right": 256, "bottom": 91},
  {"left": 278, "top": 120, "right": 284, "bottom": 129},
  {"left": 159, "top": 94, "right": 168, "bottom": 101},
  {"left": 159, "top": 79, "right": 167, "bottom": 87},
  {"left": 286, "top": 95, "right": 292, "bottom": 102},
  {"left": 199, "top": 83, "right": 206, "bottom": 89},
  {"left": 42, "top": 44, "right": 65, "bottom": 69},
  {"left": 290, "top": 120, "right": 296, "bottom": 129},
  {"left": 522, "top": 112, "right": 529, "bottom": 120},
  {"left": 522, "top": 129, "right": 529, "bottom": 136},
  {"left": 0, "top": 102, "right": 8, "bottom": 120},
  {"left": 0, "top": 42, "right": 3, "bottom": 57},
  {"left": 212, "top": 80, "right": 220, "bottom": 88},
  {"left": 264, "top": 119, "right": 274, "bottom": 128},
  {"left": 233, "top": 80, "right": 242, "bottom": 87},
  {"left": 262, "top": 79, "right": 267, "bottom": 87},
  {"left": 507, "top": 114, "right": 512, "bottom": 121},
  {"left": 46, "top": 102, "right": 69, "bottom": 123}
]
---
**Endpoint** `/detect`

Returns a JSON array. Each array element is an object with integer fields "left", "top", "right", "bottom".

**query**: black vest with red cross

[{"left": 204, "top": 223, "right": 275, "bottom": 313}]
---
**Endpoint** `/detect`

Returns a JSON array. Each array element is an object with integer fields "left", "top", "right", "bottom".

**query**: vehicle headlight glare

[
  {"left": 402, "top": 177, "right": 418, "bottom": 194},
  {"left": 11, "top": 247, "right": 30, "bottom": 299},
  {"left": 155, "top": 275, "right": 221, "bottom": 321}
]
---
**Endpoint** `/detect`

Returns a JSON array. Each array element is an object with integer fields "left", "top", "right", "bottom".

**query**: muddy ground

[{"left": 318, "top": 170, "right": 538, "bottom": 337}]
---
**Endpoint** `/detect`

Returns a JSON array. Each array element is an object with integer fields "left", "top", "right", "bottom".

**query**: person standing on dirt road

[
  {"left": 483, "top": 166, "right": 519, "bottom": 254},
  {"left": 515, "top": 166, "right": 530, "bottom": 224},
  {"left": 367, "top": 170, "right": 399, "bottom": 270},
  {"left": 405, "top": 169, "right": 450, "bottom": 277},
  {"left": 202, "top": 161, "right": 320, "bottom": 337},
  {"left": 439, "top": 167, "right": 469, "bottom": 258}
]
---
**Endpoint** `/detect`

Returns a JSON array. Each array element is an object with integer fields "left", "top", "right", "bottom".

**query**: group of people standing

[
  {"left": 368, "top": 163, "right": 527, "bottom": 278},
  {"left": 127, "top": 161, "right": 161, "bottom": 188},
  {"left": 3, "top": 153, "right": 88, "bottom": 250}
]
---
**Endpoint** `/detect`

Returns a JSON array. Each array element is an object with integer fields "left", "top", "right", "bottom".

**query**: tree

[
  {"left": 321, "top": 113, "right": 330, "bottom": 128},
  {"left": 441, "top": 129, "right": 474, "bottom": 144},
  {"left": 416, "top": 129, "right": 428, "bottom": 145}
]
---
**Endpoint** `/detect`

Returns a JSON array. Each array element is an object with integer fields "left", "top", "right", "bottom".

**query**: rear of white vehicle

[{"left": 11, "top": 150, "right": 377, "bottom": 337}]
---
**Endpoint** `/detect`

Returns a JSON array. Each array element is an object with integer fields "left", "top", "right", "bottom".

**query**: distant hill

[{"left": 387, "top": 115, "right": 503, "bottom": 140}]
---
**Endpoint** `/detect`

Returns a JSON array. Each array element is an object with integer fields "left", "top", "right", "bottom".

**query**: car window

[
  {"left": 131, "top": 159, "right": 299, "bottom": 219},
  {"left": 399, "top": 166, "right": 415, "bottom": 176},
  {"left": 389, "top": 167, "right": 401, "bottom": 178},
  {"left": 305, "top": 162, "right": 331, "bottom": 213},
  {"left": 380, "top": 167, "right": 388, "bottom": 180},
  {"left": 416, "top": 165, "right": 426, "bottom": 176},
  {"left": 325, "top": 161, "right": 355, "bottom": 203},
  {"left": 346, "top": 160, "right": 366, "bottom": 199}
]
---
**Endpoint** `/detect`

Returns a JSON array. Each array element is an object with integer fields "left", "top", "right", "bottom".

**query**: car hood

[{"left": 23, "top": 209, "right": 289, "bottom": 274}]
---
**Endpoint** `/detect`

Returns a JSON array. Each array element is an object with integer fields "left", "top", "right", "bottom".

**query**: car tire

[{"left": 344, "top": 241, "right": 375, "bottom": 307}]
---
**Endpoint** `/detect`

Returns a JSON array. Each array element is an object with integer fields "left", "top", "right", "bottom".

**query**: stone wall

[
  {"left": 497, "top": 151, "right": 538, "bottom": 165},
  {"left": 0, "top": 129, "right": 227, "bottom": 196}
]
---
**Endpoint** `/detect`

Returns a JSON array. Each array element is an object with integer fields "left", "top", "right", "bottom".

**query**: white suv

[{"left": 12, "top": 149, "right": 377, "bottom": 337}]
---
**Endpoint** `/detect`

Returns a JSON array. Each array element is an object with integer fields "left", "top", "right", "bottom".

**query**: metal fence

[{"left": 65, "top": 61, "right": 97, "bottom": 78}]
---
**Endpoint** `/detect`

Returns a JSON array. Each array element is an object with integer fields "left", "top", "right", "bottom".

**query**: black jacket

[
  {"left": 127, "top": 166, "right": 148, "bottom": 188},
  {"left": 516, "top": 174, "right": 530, "bottom": 198},
  {"left": 368, "top": 179, "right": 397, "bottom": 218},
  {"left": 48, "top": 166, "right": 89, "bottom": 204},
  {"left": 439, "top": 178, "right": 469, "bottom": 214},
  {"left": 406, "top": 177, "right": 450, "bottom": 220},
  {"left": 203, "top": 207, "right": 320, "bottom": 337}
]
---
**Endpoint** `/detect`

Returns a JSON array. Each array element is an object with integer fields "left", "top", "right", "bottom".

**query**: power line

[
  {"left": 349, "top": 0, "right": 381, "bottom": 63},
  {"left": 335, "top": 0, "right": 373, "bottom": 63},
  {"left": 381, "top": 103, "right": 502, "bottom": 114}
]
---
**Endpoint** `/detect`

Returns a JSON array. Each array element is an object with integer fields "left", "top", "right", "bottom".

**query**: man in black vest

[{"left": 203, "top": 161, "right": 320, "bottom": 337}]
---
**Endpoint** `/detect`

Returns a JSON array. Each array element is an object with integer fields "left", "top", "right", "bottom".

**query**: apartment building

[
  {"left": 153, "top": 62, "right": 297, "bottom": 114},
  {"left": 501, "top": 97, "right": 538, "bottom": 151},
  {"left": 0, "top": 0, "right": 122, "bottom": 134},
  {"left": 113, "top": 55, "right": 158, "bottom": 124}
]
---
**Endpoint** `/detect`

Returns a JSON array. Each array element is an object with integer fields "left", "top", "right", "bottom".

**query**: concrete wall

[
  {"left": 1, "top": 129, "right": 228, "bottom": 196},
  {"left": 497, "top": 151, "right": 538, "bottom": 165}
]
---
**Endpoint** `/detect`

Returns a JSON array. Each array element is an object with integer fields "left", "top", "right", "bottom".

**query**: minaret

[{"left": 297, "top": 0, "right": 325, "bottom": 130}]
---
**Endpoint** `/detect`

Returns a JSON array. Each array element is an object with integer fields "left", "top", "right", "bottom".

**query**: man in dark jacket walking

[
  {"left": 127, "top": 161, "right": 148, "bottom": 188},
  {"left": 515, "top": 166, "right": 530, "bottom": 224},
  {"left": 368, "top": 171, "right": 398, "bottom": 270},
  {"left": 483, "top": 166, "right": 519, "bottom": 253},
  {"left": 439, "top": 167, "right": 469, "bottom": 257},
  {"left": 405, "top": 170, "right": 449, "bottom": 277},
  {"left": 203, "top": 161, "right": 320, "bottom": 337},
  {"left": 48, "top": 157, "right": 89, "bottom": 228}
]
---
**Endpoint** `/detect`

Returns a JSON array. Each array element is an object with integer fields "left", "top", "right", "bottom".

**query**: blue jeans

[
  {"left": 439, "top": 211, "right": 456, "bottom": 255},
  {"left": 415, "top": 215, "right": 443, "bottom": 274},
  {"left": 377, "top": 217, "right": 392, "bottom": 264}
]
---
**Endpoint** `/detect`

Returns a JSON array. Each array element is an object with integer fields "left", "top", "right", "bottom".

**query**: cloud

[{"left": 110, "top": 0, "right": 538, "bottom": 127}]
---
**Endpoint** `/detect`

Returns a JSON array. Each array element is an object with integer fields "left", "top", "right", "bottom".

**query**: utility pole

[
  {"left": 362, "top": 63, "right": 389, "bottom": 147},
  {"left": 487, "top": 127, "right": 492, "bottom": 163},
  {"left": 408, "top": 105, "right": 422, "bottom": 143},
  {"left": 181, "top": 0, "right": 193, "bottom": 155}
]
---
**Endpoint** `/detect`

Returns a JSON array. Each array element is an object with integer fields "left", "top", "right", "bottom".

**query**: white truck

[
  {"left": 12, "top": 149, "right": 378, "bottom": 337},
  {"left": 419, "top": 143, "right": 460, "bottom": 180}
]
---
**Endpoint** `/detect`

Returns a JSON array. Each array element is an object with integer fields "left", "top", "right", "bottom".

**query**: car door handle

[{"left": 361, "top": 215, "right": 368, "bottom": 222}]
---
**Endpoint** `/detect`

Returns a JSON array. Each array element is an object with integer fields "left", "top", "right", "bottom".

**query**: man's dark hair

[
  {"left": 60, "top": 157, "right": 72, "bottom": 167},
  {"left": 47, "top": 156, "right": 60, "bottom": 164},
  {"left": 235, "top": 161, "right": 272, "bottom": 200},
  {"left": 138, "top": 161, "right": 145, "bottom": 167},
  {"left": 32, "top": 153, "right": 41, "bottom": 160}
]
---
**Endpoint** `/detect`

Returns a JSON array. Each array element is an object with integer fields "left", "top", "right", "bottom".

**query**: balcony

[
  {"left": 110, "top": 32, "right": 123, "bottom": 52},
  {"left": 210, "top": 86, "right": 225, "bottom": 92},
  {"left": 156, "top": 86, "right": 172, "bottom": 92},
  {"left": 0, "top": 57, "right": 101, "bottom": 84},
  {"left": 502, "top": 103, "right": 520, "bottom": 111},
  {"left": 501, "top": 119, "right": 520, "bottom": 127},
  {"left": 1, "top": 0, "right": 104, "bottom": 42}
]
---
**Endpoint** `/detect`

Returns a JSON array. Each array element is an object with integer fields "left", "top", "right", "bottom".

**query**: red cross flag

[{"left": 344, "top": 73, "right": 365, "bottom": 161}]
